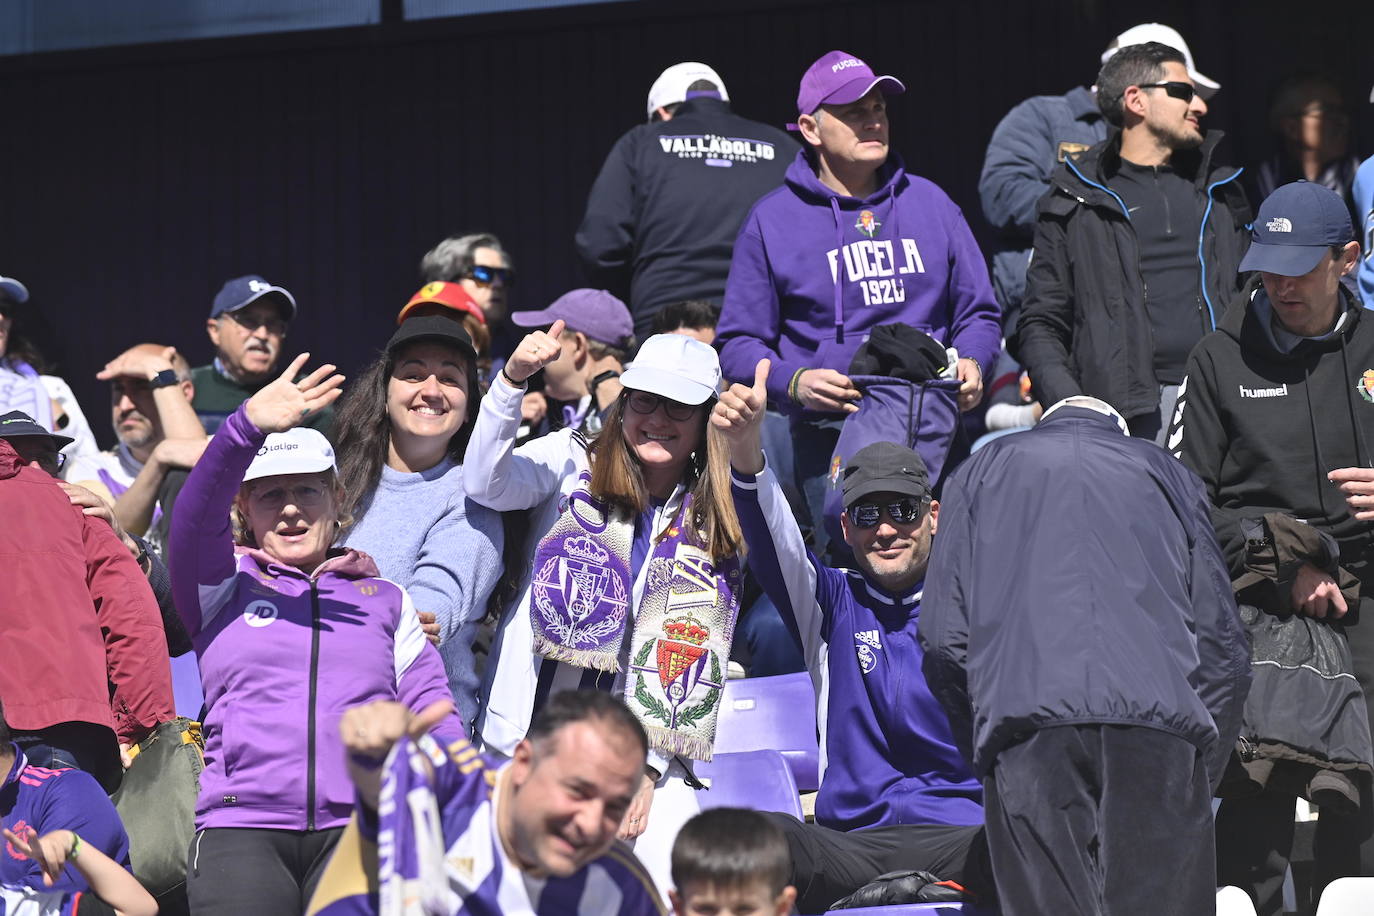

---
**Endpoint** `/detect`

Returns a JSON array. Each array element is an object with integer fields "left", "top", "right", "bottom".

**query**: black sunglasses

[
  {"left": 466, "top": 264, "right": 516, "bottom": 287},
  {"left": 1136, "top": 81, "right": 1196, "bottom": 103},
  {"left": 624, "top": 390, "right": 699, "bottom": 422},
  {"left": 846, "top": 496, "right": 929, "bottom": 529}
]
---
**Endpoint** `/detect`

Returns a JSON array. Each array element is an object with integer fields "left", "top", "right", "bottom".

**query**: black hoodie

[{"left": 1169, "top": 276, "right": 1374, "bottom": 582}]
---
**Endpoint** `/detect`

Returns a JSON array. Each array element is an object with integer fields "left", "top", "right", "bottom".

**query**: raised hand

[
  {"left": 502, "top": 319, "right": 566, "bottom": 386},
  {"left": 244, "top": 353, "right": 345, "bottom": 433},
  {"left": 340, "top": 698, "right": 454, "bottom": 764},
  {"left": 711, "top": 358, "right": 770, "bottom": 475},
  {"left": 96, "top": 345, "right": 178, "bottom": 382},
  {"left": 1330, "top": 467, "right": 1374, "bottom": 522},
  {"left": 3, "top": 827, "right": 71, "bottom": 886},
  {"left": 795, "top": 368, "right": 861, "bottom": 413}
]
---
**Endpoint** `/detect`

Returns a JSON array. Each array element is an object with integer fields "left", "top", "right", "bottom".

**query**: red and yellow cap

[{"left": 396, "top": 281, "right": 487, "bottom": 326}]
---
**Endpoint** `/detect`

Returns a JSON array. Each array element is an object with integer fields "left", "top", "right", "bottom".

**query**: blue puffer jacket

[{"left": 920, "top": 406, "right": 1252, "bottom": 789}]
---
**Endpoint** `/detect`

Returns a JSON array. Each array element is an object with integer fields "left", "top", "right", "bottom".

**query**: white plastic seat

[
  {"left": 1215, "top": 886, "right": 1257, "bottom": 916},
  {"left": 1315, "top": 877, "right": 1374, "bottom": 915}
]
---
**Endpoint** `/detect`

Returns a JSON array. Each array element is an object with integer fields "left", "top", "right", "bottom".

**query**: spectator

[
  {"left": 1170, "top": 181, "right": 1374, "bottom": 913},
  {"left": 2, "top": 410, "right": 190, "bottom": 657},
  {"left": 651, "top": 300, "right": 720, "bottom": 345},
  {"left": 466, "top": 330, "right": 744, "bottom": 898},
  {"left": 420, "top": 233, "right": 517, "bottom": 355},
  {"left": 1250, "top": 74, "right": 1361, "bottom": 227},
  {"left": 921, "top": 396, "right": 1250, "bottom": 915},
  {"left": 192, "top": 273, "right": 334, "bottom": 437},
  {"left": 1016, "top": 41, "right": 1250, "bottom": 444},
  {"left": 713, "top": 365, "right": 981, "bottom": 830},
  {"left": 716, "top": 50, "right": 999, "bottom": 558},
  {"left": 577, "top": 62, "right": 798, "bottom": 338},
  {"left": 978, "top": 24, "right": 1213, "bottom": 336},
  {"left": 669, "top": 808, "right": 795, "bottom": 916},
  {"left": 509, "top": 289, "right": 634, "bottom": 436},
  {"left": 0, "top": 413, "right": 173, "bottom": 793},
  {"left": 64, "top": 343, "right": 206, "bottom": 559},
  {"left": 0, "top": 273, "right": 98, "bottom": 462},
  {"left": 307, "top": 691, "right": 662, "bottom": 915},
  {"left": 169, "top": 355, "right": 466, "bottom": 916},
  {"left": 0, "top": 699, "right": 155, "bottom": 916},
  {"left": 334, "top": 316, "right": 504, "bottom": 731}
]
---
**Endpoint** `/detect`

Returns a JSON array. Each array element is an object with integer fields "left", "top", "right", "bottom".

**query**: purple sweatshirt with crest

[
  {"left": 717, "top": 151, "right": 1000, "bottom": 403},
  {"left": 170, "top": 403, "right": 465, "bottom": 832}
]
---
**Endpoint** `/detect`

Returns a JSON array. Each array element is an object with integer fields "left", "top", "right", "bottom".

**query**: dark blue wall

[{"left": 0, "top": 0, "right": 1370, "bottom": 447}]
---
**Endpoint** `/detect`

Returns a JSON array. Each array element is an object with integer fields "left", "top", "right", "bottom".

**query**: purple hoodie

[
  {"left": 717, "top": 151, "right": 1001, "bottom": 405},
  {"left": 170, "top": 404, "right": 465, "bottom": 832}
]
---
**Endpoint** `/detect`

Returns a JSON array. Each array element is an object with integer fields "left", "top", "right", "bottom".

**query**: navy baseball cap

[
  {"left": 1239, "top": 181, "right": 1355, "bottom": 277},
  {"left": 0, "top": 410, "right": 74, "bottom": 450},
  {"left": 0, "top": 275, "right": 30, "bottom": 304},
  {"left": 209, "top": 275, "right": 297, "bottom": 320}
]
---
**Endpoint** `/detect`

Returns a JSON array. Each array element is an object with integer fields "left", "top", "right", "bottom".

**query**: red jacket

[{"left": 0, "top": 439, "right": 173, "bottom": 743}]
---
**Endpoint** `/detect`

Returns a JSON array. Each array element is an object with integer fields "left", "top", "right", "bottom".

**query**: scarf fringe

[
  {"left": 645, "top": 726, "right": 714, "bottom": 763},
  {"left": 533, "top": 634, "right": 622, "bottom": 674}
]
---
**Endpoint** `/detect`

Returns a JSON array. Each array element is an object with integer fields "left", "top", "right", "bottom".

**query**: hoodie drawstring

[
  {"left": 1302, "top": 361, "right": 1334, "bottom": 522},
  {"left": 829, "top": 196, "right": 845, "bottom": 345}
]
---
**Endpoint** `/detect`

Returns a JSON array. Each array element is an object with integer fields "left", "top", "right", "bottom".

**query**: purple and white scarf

[{"left": 530, "top": 471, "right": 742, "bottom": 759}]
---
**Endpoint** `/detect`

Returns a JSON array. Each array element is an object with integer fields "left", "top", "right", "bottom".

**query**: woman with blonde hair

[{"left": 465, "top": 322, "right": 744, "bottom": 898}]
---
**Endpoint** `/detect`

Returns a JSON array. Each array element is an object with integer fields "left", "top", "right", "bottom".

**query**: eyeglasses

[
  {"left": 225, "top": 310, "right": 289, "bottom": 336},
  {"left": 247, "top": 481, "right": 330, "bottom": 512},
  {"left": 1135, "top": 81, "right": 1197, "bottom": 103},
  {"left": 846, "top": 496, "right": 929, "bottom": 529},
  {"left": 625, "top": 390, "right": 700, "bottom": 422},
  {"left": 465, "top": 265, "right": 516, "bottom": 287},
  {"left": 7, "top": 440, "right": 66, "bottom": 475}
]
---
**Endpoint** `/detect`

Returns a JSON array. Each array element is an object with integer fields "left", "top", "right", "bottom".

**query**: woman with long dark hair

[
  {"left": 465, "top": 323, "right": 744, "bottom": 898},
  {"left": 333, "top": 316, "right": 503, "bottom": 729}
]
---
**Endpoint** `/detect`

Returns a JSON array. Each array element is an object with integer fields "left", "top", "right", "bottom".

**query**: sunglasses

[
  {"left": 465, "top": 265, "right": 516, "bottom": 287},
  {"left": 1136, "top": 81, "right": 1197, "bottom": 103},
  {"left": 846, "top": 496, "right": 929, "bottom": 529},
  {"left": 625, "top": 390, "right": 699, "bottom": 422}
]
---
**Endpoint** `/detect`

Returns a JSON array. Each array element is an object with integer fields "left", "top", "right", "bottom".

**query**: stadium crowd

[{"left": 4, "top": 20, "right": 1374, "bottom": 916}]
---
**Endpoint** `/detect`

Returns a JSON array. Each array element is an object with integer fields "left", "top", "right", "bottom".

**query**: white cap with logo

[
  {"left": 1101, "top": 23, "right": 1219, "bottom": 99},
  {"left": 243, "top": 427, "right": 336, "bottom": 483},
  {"left": 621, "top": 334, "right": 721, "bottom": 405}
]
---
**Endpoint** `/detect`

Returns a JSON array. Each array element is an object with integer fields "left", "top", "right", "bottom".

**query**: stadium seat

[
  {"left": 1315, "top": 877, "right": 1374, "bottom": 915},
  {"left": 1216, "top": 885, "right": 1258, "bottom": 916},
  {"left": 696, "top": 749, "right": 803, "bottom": 819},
  {"left": 170, "top": 652, "right": 204, "bottom": 720},
  {"left": 715, "top": 672, "right": 821, "bottom": 790}
]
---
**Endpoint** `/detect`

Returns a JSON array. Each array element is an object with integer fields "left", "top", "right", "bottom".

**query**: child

[
  {"left": 670, "top": 809, "right": 796, "bottom": 916},
  {"left": 2, "top": 826, "right": 157, "bottom": 916}
]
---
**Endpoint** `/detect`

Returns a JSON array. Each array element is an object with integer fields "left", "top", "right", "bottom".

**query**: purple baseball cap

[
  {"left": 511, "top": 288, "right": 633, "bottom": 347},
  {"left": 796, "top": 50, "right": 905, "bottom": 116}
]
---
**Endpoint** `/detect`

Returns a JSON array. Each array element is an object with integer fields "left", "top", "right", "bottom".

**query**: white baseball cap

[
  {"left": 1101, "top": 23, "right": 1219, "bottom": 99},
  {"left": 646, "top": 62, "right": 730, "bottom": 120},
  {"left": 243, "top": 427, "right": 336, "bottom": 483},
  {"left": 621, "top": 334, "right": 721, "bottom": 405}
]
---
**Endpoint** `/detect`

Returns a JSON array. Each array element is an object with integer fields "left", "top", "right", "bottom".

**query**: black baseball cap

[
  {"left": 386, "top": 315, "right": 477, "bottom": 363},
  {"left": 841, "top": 441, "right": 931, "bottom": 508},
  {"left": 0, "top": 410, "right": 74, "bottom": 450},
  {"left": 1239, "top": 181, "right": 1355, "bottom": 277}
]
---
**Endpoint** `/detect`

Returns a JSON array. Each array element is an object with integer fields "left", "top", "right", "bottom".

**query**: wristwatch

[
  {"left": 590, "top": 370, "right": 621, "bottom": 394},
  {"left": 148, "top": 368, "right": 179, "bottom": 389}
]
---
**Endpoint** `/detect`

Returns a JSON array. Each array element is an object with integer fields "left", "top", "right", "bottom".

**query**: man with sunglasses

[
  {"left": 1016, "top": 41, "right": 1250, "bottom": 445},
  {"left": 191, "top": 274, "right": 334, "bottom": 438},
  {"left": 920, "top": 395, "right": 1249, "bottom": 914}
]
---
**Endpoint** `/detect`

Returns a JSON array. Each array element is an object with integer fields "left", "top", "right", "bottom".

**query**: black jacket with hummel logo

[{"left": 1170, "top": 276, "right": 1374, "bottom": 582}]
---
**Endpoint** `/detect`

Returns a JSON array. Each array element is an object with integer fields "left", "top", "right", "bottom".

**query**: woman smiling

[
  {"left": 169, "top": 354, "right": 464, "bottom": 916},
  {"left": 333, "top": 316, "right": 503, "bottom": 729},
  {"left": 464, "top": 325, "right": 744, "bottom": 898}
]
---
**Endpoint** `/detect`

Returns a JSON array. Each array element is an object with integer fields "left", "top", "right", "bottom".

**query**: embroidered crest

[
  {"left": 855, "top": 209, "right": 881, "bottom": 238},
  {"left": 1357, "top": 370, "right": 1374, "bottom": 403},
  {"left": 829, "top": 454, "right": 844, "bottom": 485},
  {"left": 855, "top": 629, "right": 882, "bottom": 675},
  {"left": 531, "top": 535, "right": 630, "bottom": 652},
  {"left": 420, "top": 281, "right": 446, "bottom": 298}
]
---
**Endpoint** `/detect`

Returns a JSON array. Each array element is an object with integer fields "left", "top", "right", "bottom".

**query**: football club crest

[
  {"left": 531, "top": 534, "right": 630, "bottom": 651},
  {"left": 631, "top": 614, "right": 722, "bottom": 731},
  {"left": 828, "top": 454, "right": 844, "bottom": 485},
  {"left": 1358, "top": 370, "right": 1374, "bottom": 404},
  {"left": 855, "top": 209, "right": 880, "bottom": 239}
]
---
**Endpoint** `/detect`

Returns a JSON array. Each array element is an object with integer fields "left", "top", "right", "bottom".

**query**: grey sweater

[{"left": 344, "top": 457, "right": 503, "bottom": 729}]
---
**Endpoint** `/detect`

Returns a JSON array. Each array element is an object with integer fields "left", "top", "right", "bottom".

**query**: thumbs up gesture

[
  {"left": 710, "top": 358, "right": 770, "bottom": 475},
  {"left": 502, "top": 319, "right": 567, "bottom": 386}
]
